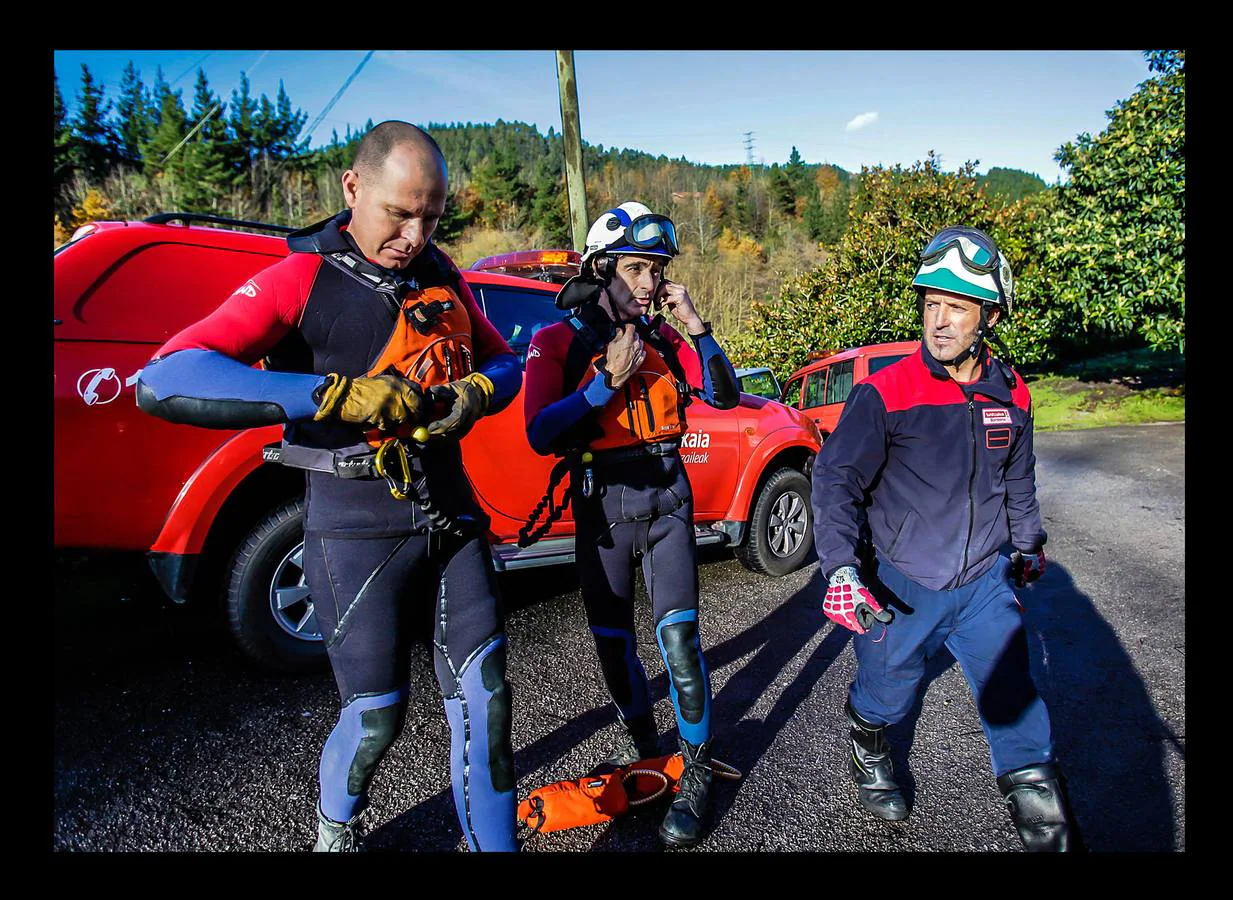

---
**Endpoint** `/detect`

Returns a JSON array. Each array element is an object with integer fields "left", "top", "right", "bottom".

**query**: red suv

[
  {"left": 780, "top": 341, "right": 918, "bottom": 438},
  {"left": 55, "top": 215, "right": 822, "bottom": 671}
]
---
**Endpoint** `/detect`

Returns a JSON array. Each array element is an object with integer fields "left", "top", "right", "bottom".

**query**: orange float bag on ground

[
  {"left": 518, "top": 771, "right": 631, "bottom": 834},
  {"left": 518, "top": 752, "right": 742, "bottom": 835}
]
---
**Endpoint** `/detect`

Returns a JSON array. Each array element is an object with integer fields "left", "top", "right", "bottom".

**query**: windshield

[
  {"left": 474, "top": 285, "right": 567, "bottom": 366},
  {"left": 739, "top": 371, "right": 780, "bottom": 399}
]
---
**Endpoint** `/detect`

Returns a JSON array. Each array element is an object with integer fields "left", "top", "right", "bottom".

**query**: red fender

[
  {"left": 148, "top": 424, "right": 285, "bottom": 556},
  {"left": 723, "top": 425, "right": 820, "bottom": 524}
]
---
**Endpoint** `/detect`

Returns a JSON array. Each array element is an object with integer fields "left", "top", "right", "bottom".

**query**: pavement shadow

[
  {"left": 889, "top": 558, "right": 1180, "bottom": 851},
  {"left": 372, "top": 567, "right": 849, "bottom": 851}
]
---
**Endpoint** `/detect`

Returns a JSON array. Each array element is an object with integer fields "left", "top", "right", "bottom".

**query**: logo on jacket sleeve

[
  {"left": 234, "top": 280, "right": 261, "bottom": 298},
  {"left": 527, "top": 346, "right": 541, "bottom": 359},
  {"left": 982, "top": 407, "right": 1011, "bottom": 425}
]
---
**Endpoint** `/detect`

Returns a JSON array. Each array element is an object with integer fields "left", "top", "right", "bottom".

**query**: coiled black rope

[{"left": 517, "top": 456, "right": 574, "bottom": 547}]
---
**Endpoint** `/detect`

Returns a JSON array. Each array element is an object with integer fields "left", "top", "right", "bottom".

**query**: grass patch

[{"left": 1025, "top": 348, "right": 1185, "bottom": 431}]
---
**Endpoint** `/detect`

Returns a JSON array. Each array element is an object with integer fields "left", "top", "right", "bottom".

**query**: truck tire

[
  {"left": 225, "top": 498, "right": 327, "bottom": 673},
  {"left": 735, "top": 467, "right": 814, "bottom": 577}
]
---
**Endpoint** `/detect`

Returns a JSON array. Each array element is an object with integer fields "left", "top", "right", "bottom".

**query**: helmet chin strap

[{"left": 951, "top": 304, "right": 1016, "bottom": 383}]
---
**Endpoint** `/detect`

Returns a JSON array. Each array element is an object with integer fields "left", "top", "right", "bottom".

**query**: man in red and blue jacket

[{"left": 810, "top": 226, "right": 1081, "bottom": 851}]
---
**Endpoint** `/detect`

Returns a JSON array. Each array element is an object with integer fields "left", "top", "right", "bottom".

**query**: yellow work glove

[
  {"left": 314, "top": 372, "right": 426, "bottom": 433},
  {"left": 425, "top": 372, "right": 495, "bottom": 440}
]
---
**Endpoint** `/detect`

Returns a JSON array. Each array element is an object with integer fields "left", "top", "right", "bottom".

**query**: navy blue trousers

[{"left": 849, "top": 552, "right": 1054, "bottom": 776}]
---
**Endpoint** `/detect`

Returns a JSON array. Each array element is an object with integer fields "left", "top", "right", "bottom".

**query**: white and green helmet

[{"left": 912, "top": 226, "right": 1014, "bottom": 313}]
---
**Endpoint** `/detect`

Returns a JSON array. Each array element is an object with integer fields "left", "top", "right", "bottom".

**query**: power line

[
  {"left": 170, "top": 51, "right": 214, "bottom": 88},
  {"left": 302, "top": 51, "right": 375, "bottom": 146},
  {"left": 162, "top": 50, "right": 270, "bottom": 164}
]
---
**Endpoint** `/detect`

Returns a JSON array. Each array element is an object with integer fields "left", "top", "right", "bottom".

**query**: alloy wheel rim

[
  {"left": 768, "top": 490, "right": 807, "bottom": 558},
  {"left": 269, "top": 542, "right": 321, "bottom": 642}
]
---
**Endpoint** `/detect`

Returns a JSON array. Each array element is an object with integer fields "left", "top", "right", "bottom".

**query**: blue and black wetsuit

[
  {"left": 522, "top": 309, "right": 738, "bottom": 754},
  {"left": 137, "top": 211, "right": 522, "bottom": 851}
]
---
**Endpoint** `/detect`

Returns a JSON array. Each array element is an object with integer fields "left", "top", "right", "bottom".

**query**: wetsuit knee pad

[
  {"left": 591, "top": 626, "right": 652, "bottom": 722},
  {"left": 443, "top": 634, "right": 517, "bottom": 851},
  {"left": 655, "top": 609, "right": 712, "bottom": 746},
  {"left": 319, "top": 687, "right": 408, "bottom": 823}
]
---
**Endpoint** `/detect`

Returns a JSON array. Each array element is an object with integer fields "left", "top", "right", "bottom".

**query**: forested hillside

[{"left": 54, "top": 51, "right": 1183, "bottom": 370}]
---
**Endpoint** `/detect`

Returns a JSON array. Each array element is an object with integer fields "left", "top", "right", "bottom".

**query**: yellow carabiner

[{"left": 373, "top": 438, "right": 413, "bottom": 500}]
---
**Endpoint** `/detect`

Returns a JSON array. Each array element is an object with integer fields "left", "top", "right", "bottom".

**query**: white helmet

[
  {"left": 580, "top": 201, "right": 679, "bottom": 269},
  {"left": 912, "top": 225, "right": 1014, "bottom": 313}
]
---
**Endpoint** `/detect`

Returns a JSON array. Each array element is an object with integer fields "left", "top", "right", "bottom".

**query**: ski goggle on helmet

[
  {"left": 581, "top": 201, "right": 679, "bottom": 266},
  {"left": 911, "top": 226, "right": 1015, "bottom": 313}
]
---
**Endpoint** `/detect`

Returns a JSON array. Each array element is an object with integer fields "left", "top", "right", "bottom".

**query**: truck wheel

[
  {"left": 226, "top": 498, "right": 327, "bottom": 673},
  {"left": 735, "top": 467, "right": 814, "bottom": 577}
]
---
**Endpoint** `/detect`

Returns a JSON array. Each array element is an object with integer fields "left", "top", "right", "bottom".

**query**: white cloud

[{"left": 845, "top": 111, "right": 879, "bottom": 133}]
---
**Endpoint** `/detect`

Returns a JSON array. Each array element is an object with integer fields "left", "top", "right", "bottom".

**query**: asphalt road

[{"left": 52, "top": 422, "right": 1185, "bottom": 853}]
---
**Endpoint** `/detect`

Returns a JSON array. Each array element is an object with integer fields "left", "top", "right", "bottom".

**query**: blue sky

[{"left": 53, "top": 50, "right": 1152, "bottom": 184}]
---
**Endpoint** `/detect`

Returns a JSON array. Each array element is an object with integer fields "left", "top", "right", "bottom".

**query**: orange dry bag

[
  {"left": 518, "top": 753, "right": 740, "bottom": 835},
  {"left": 517, "top": 772, "right": 631, "bottom": 834}
]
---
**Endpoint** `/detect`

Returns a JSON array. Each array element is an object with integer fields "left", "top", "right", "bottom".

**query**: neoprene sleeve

[
  {"left": 137, "top": 349, "right": 327, "bottom": 427},
  {"left": 476, "top": 352, "right": 523, "bottom": 415},
  {"left": 690, "top": 330, "right": 739, "bottom": 409}
]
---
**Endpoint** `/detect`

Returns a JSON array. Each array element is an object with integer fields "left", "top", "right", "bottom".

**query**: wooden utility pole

[{"left": 555, "top": 51, "right": 588, "bottom": 252}]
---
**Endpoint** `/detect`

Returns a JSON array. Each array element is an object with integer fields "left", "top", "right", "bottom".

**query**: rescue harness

[
  {"left": 516, "top": 308, "right": 693, "bottom": 548},
  {"left": 266, "top": 215, "right": 478, "bottom": 535}
]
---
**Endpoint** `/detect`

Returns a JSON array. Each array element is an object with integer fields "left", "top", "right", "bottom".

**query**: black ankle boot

[
  {"left": 846, "top": 700, "right": 908, "bottom": 821},
  {"left": 997, "top": 763, "right": 1083, "bottom": 852},
  {"left": 658, "top": 738, "right": 712, "bottom": 848},
  {"left": 599, "top": 712, "right": 660, "bottom": 771}
]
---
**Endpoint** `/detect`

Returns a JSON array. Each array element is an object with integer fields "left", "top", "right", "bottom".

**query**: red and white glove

[
  {"left": 1010, "top": 548, "right": 1047, "bottom": 588},
  {"left": 824, "top": 566, "right": 894, "bottom": 635}
]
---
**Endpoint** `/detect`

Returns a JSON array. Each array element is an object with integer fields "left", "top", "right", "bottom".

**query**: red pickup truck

[{"left": 54, "top": 214, "right": 822, "bottom": 671}]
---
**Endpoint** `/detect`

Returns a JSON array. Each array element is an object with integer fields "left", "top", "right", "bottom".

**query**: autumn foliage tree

[{"left": 728, "top": 153, "right": 1054, "bottom": 376}]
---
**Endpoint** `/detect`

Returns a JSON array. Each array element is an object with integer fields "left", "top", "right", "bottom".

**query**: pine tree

[
  {"left": 785, "top": 145, "right": 809, "bottom": 197},
  {"left": 178, "top": 69, "right": 231, "bottom": 209},
  {"left": 528, "top": 156, "right": 569, "bottom": 247},
  {"left": 142, "top": 79, "right": 187, "bottom": 180},
  {"left": 769, "top": 164, "right": 796, "bottom": 218},
  {"left": 227, "top": 72, "right": 259, "bottom": 183},
  {"left": 114, "top": 61, "right": 153, "bottom": 165},
  {"left": 72, "top": 64, "right": 117, "bottom": 182},
  {"left": 271, "top": 81, "right": 309, "bottom": 159},
  {"left": 472, "top": 144, "right": 530, "bottom": 230},
  {"left": 54, "top": 71, "right": 75, "bottom": 221}
]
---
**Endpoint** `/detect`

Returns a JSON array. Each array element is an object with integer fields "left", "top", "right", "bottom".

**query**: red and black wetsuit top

[{"left": 152, "top": 211, "right": 514, "bottom": 537}]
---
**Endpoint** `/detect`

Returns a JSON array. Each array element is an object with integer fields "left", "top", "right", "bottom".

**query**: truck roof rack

[{"left": 143, "top": 213, "right": 298, "bottom": 234}]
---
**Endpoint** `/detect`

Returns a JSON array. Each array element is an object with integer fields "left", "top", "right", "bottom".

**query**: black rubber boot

[
  {"left": 997, "top": 763, "right": 1083, "bottom": 852},
  {"left": 313, "top": 801, "right": 363, "bottom": 852},
  {"left": 846, "top": 699, "right": 909, "bottom": 821},
  {"left": 658, "top": 737, "right": 713, "bottom": 849}
]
